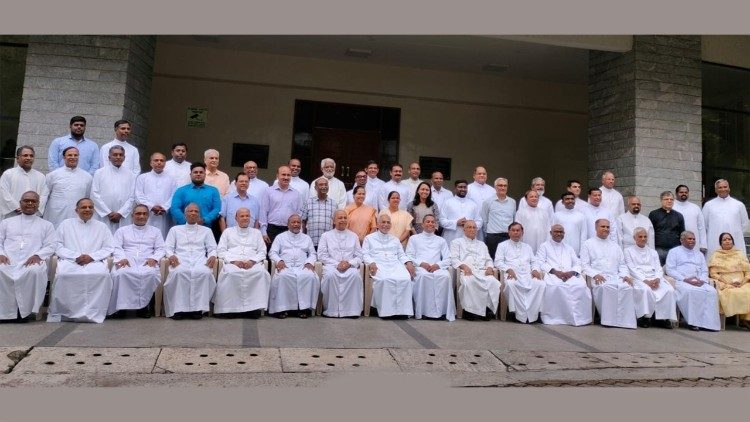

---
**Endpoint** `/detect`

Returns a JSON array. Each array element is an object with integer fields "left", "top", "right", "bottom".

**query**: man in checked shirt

[{"left": 302, "top": 177, "right": 337, "bottom": 249}]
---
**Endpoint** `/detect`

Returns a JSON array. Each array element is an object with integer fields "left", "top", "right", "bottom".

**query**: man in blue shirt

[
  {"left": 170, "top": 162, "right": 221, "bottom": 230},
  {"left": 219, "top": 172, "right": 260, "bottom": 231},
  {"left": 48, "top": 116, "right": 100, "bottom": 175}
]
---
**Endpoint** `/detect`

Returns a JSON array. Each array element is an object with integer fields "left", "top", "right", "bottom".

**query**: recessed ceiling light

[
  {"left": 483, "top": 63, "right": 510, "bottom": 72},
  {"left": 345, "top": 48, "right": 372, "bottom": 58}
]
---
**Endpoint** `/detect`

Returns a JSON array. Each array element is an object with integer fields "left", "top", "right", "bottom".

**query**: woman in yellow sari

[
  {"left": 344, "top": 185, "right": 376, "bottom": 244},
  {"left": 708, "top": 232, "right": 750, "bottom": 329},
  {"left": 378, "top": 191, "right": 413, "bottom": 248}
]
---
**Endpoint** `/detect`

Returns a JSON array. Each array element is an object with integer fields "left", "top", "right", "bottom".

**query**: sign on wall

[{"left": 187, "top": 107, "right": 208, "bottom": 128}]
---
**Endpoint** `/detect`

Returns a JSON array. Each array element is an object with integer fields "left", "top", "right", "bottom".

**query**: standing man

[
  {"left": 450, "top": 220, "right": 499, "bottom": 321},
  {"left": 514, "top": 190, "right": 551, "bottom": 254},
  {"left": 47, "top": 198, "right": 115, "bottom": 323},
  {"left": 404, "top": 162, "right": 423, "bottom": 200},
  {"left": 317, "top": 210, "right": 364, "bottom": 318},
  {"left": 301, "top": 177, "right": 336, "bottom": 248},
  {"left": 430, "top": 170, "right": 453, "bottom": 211},
  {"left": 377, "top": 163, "right": 411, "bottom": 211},
  {"left": 170, "top": 162, "right": 222, "bottom": 230},
  {"left": 0, "top": 192, "right": 58, "bottom": 322},
  {"left": 242, "top": 160, "right": 270, "bottom": 201},
  {"left": 599, "top": 170, "right": 625, "bottom": 217},
  {"left": 0, "top": 146, "right": 49, "bottom": 220},
  {"left": 91, "top": 145, "right": 136, "bottom": 234},
  {"left": 365, "top": 160, "right": 385, "bottom": 201},
  {"left": 135, "top": 152, "right": 176, "bottom": 238},
  {"left": 494, "top": 222, "right": 545, "bottom": 323},
  {"left": 440, "top": 180, "right": 482, "bottom": 244},
  {"left": 518, "top": 177, "right": 555, "bottom": 221},
  {"left": 702, "top": 179, "right": 749, "bottom": 255},
  {"left": 44, "top": 146, "right": 92, "bottom": 228},
  {"left": 583, "top": 188, "right": 619, "bottom": 244},
  {"left": 48, "top": 116, "right": 100, "bottom": 175},
  {"left": 467, "top": 166, "right": 495, "bottom": 241},
  {"left": 346, "top": 170, "right": 377, "bottom": 207},
  {"left": 554, "top": 179, "right": 589, "bottom": 212},
  {"left": 100, "top": 120, "right": 140, "bottom": 176},
  {"left": 203, "top": 149, "right": 230, "bottom": 197},
  {"left": 552, "top": 192, "right": 587, "bottom": 256},
  {"left": 673, "top": 184, "right": 707, "bottom": 254},
  {"left": 108, "top": 205, "right": 166, "bottom": 318},
  {"left": 481, "top": 177, "right": 515, "bottom": 259},
  {"left": 164, "top": 142, "right": 191, "bottom": 188},
  {"left": 308, "top": 158, "right": 346, "bottom": 210},
  {"left": 219, "top": 173, "right": 260, "bottom": 232},
  {"left": 260, "top": 165, "right": 302, "bottom": 246},
  {"left": 648, "top": 191, "right": 685, "bottom": 265},
  {"left": 277, "top": 158, "right": 310, "bottom": 195},
  {"left": 618, "top": 196, "right": 654, "bottom": 250}
]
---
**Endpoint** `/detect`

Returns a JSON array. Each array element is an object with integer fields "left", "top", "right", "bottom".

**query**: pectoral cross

[{"left": 17, "top": 239, "right": 26, "bottom": 250}]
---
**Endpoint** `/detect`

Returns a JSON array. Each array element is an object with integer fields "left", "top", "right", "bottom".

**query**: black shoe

[
  {"left": 637, "top": 317, "right": 650, "bottom": 328},
  {"left": 189, "top": 311, "right": 203, "bottom": 320},
  {"left": 369, "top": 307, "right": 379, "bottom": 317},
  {"left": 689, "top": 325, "right": 700, "bottom": 331},
  {"left": 299, "top": 309, "right": 311, "bottom": 319},
  {"left": 136, "top": 307, "right": 151, "bottom": 319},
  {"left": 274, "top": 311, "right": 287, "bottom": 319},
  {"left": 244, "top": 310, "right": 262, "bottom": 319},
  {"left": 109, "top": 310, "right": 126, "bottom": 319},
  {"left": 463, "top": 312, "right": 477, "bottom": 321},
  {"left": 344, "top": 315, "right": 360, "bottom": 319},
  {"left": 171, "top": 312, "right": 186, "bottom": 320}
]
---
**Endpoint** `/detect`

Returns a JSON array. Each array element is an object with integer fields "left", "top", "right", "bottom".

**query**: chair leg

[
  {"left": 363, "top": 273, "right": 372, "bottom": 317},
  {"left": 454, "top": 276, "right": 463, "bottom": 319},
  {"left": 155, "top": 282, "right": 164, "bottom": 317}
]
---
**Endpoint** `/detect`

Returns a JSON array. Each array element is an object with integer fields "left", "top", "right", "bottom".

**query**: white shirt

[
  {"left": 440, "top": 196, "right": 482, "bottom": 243},
  {"left": 466, "top": 182, "right": 495, "bottom": 211},
  {"left": 403, "top": 178, "right": 423, "bottom": 201},
  {"left": 673, "top": 199, "right": 707, "bottom": 251},
  {"left": 431, "top": 186, "right": 454, "bottom": 210},
  {"left": 164, "top": 159, "right": 192, "bottom": 189},
  {"left": 100, "top": 139, "right": 141, "bottom": 177},
  {"left": 378, "top": 180, "right": 411, "bottom": 211},
  {"left": 617, "top": 211, "right": 655, "bottom": 250}
]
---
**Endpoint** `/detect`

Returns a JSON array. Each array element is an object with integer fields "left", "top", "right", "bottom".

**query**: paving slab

[
  {"left": 491, "top": 351, "right": 611, "bottom": 371},
  {"left": 258, "top": 318, "right": 422, "bottom": 348},
  {"left": 0, "top": 323, "right": 62, "bottom": 347},
  {"left": 0, "top": 347, "right": 30, "bottom": 374},
  {"left": 156, "top": 347, "right": 281, "bottom": 373},
  {"left": 679, "top": 352, "right": 750, "bottom": 366},
  {"left": 0, "top": 372, "right": 329, "bottom": 387},
  {"left": 590, "top": 352, "right": 707, "bottom": 368},
  {"left": 12, "top": 347, "right": 159, "bottom": 374},
  {"left": 389, "top": 349, "right": 506, "bottom": 372},
  {"left": 280, "top": 348, "right": 399, "bottom": 372}
]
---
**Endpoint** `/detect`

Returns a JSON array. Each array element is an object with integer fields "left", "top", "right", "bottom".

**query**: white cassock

[
  {"left": 44, "top": 166, "right": 92, "bottom": 228},
  {"left": 403, "top": 178, "right": 422, "bottom": 201},
  {"left": 317, "top": 229, "right": 363, "bottom": 317},
  {"left": 164, "top": 159, "right": 192, "bottom": 189},
  {"left": 450, "top": 236, "right": 500, "bottom": 316},
  {"left": 377, "top": 180, "right": 411, "bottom": 211},
  {"left": 582, "top": 204, "right": 619, "bottom": 244},
  {"left": 552, "top": 208, "right": 587, "bottom": 256},
  {"left": 406, "top": 232, "right": 455, "bottom": 321},
  {"left": 554, "top": 197, "right": 589, "bottom": 213},
  {"left": 515, "top": 206, "right": 551, "bottom": 254},
  {"left": 363, "top": 231, "right": 414, "bottom": 317},
  {"left": 108, "top": 224, "right": 165, "bottom": 314},
  {"left": 0, "top": 166, "right": 49, "bottom": 220},
  {"left": 135, "top": 170, "right": 177, "bottom": 238},
  {"left": 245, "top": 178, "right": 270, "bottom": 202},
  {"left": 672, "top": 200, "right": 707, "bottom": 251},
  {"left": 163, "top": 224, "right": 217, "bottom": 317},
  {"left": 536, "top": 239, "right": 592, "bottom": 326},
  {"left": 366, "top": 177, "right": 385, "bottom": 203},
  {"left": 100, "top": 140, "right": 140, "bottom": 177},
  {"left": 467, "top": 182, "right": 495, "bottom": 241},
  {"left": 702, "top": 196, "right": 749, "bottom": 255},
  {"left": 624, "top": 245, "right": 677, "bottom": 321},
  {"left": 91, "top": 165, "right": 136, "bottom": 234},
  {"left": 0, "top": 214, "right": 58, "bottom": 319},
  {"left": 600, "top": 186, "right": 625, "bottom": 218},
  {"left": 665, "top": 245, "right": 720, "bottom": 330},
  {"left": 48, "top": 218, "right": 114, "bottom": 323},
  {"left": 431, "top": 187, "right": 453, "bottom": 211},
  {"left": 494, "top": 239, "right": 545, "bottom": 323},
  {"left": 215, "top": 226, "right": 271, "bottom": 313},
  {"left": 440, "top": 196, "right": 481, "bottom": 244},
  {"left": 309, "top": 176, "right": 346, "bottom": 210},
  {"left": 580, "top": 236, "right": 636, "bottom": 329},
  {"left": 617, "top": 212, "right": 655, "bottom": 250},
  {"left": 268, "top": 230, "right": 319, "bottom": 313},
  {"left": 518, "top": 195, "right": 555, "bottom": 222}
]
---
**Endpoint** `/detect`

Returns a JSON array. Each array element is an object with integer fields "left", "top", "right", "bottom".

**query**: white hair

[
  {"left": 320, "top": 158, "right": 336, "bottom": 168},
  {"left": 204, "top": 149, "right": 219, "bottom": 158}
]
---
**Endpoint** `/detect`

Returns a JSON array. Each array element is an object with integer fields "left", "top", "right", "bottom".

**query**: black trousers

[
  {"left": 485, "top": 232, "right": 509, "bottom": 260},
  {"left": 266, "top": 224, "right": 288, "bottom": 249}
]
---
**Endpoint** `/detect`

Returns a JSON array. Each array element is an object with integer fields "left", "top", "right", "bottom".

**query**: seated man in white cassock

[
  {"left": 450, "top": 220, "right": 500, "bottom": 321},
  {"left": 494, "top": 222, "right": 545, "bottom": 323},
  {"left": 624, "top": 227, "right": 677, "bottom": 328},
  {"left": 665, "top": 231, "right": 720, "bottom": 331},
  {"left": 108, "top": 204, "right": 166, "bottom": 319},
  {"left": 363, "top": 213, "right": 416, "bottom": 319},
  {"left": 580, "top": 218, "right": 637, "bottom": 329},
  {"left": 405, "top": 214, "right": 455, "bottom": 321},
  {"left": 317, "top": 210, "right": 364, "bottom": 318},
  {"left": 47, "top": 198, "right": 115, "bottom": 323},
  {"left": 215, "top": 207, "right": 271, "bottom": 318},
  {"left": 0, "top": 192, "right": 59, "bottom": 322},
  {"left": 536, "top": 224, "right": 592, "bottom": 326},
  {"left": 269, "top": 214, "right": 319, "bottom": 318},
  {"left": 163, "top": 203, "right": 217, "bottom": 320}
]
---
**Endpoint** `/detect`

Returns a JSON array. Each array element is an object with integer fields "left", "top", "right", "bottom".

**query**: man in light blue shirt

[
  {"left": 219, "top": 173, "right": 260, "bottom": 231},
  {"left": 170, "top": 162, "right": 221, "bottom": 229},
  {"left": 48, "top": 116, "right": 100, "bottom": 175},
  {"left": 481, "top": 177, "right": 516, "bottom": 259}
]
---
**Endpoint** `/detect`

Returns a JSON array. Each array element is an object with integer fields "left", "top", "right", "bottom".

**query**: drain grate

[
  {"left": 676, "top": 353, "right": 750, "bottom": 366},
  {"left": 155, "top": 348, "right": 281, "bottom": 373},
  {"left": 592, "top": 353, "right": 707, "bottom": 368},
  {"left": 389, "top": 349, "right": 506, "bottom": 372},
  {"left": 12, "top": 347, "right": 158, "bottom": 374},
  {"left": 491, "top": 351, "right": 611, "bottom": 371},
  {"left": 280, "top": 348, "right": 398, "bottom": 372}
]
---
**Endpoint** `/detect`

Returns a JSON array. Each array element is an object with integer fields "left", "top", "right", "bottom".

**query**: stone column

[{"left": 16, "top": 35, "right": 155, "bottom": 172}]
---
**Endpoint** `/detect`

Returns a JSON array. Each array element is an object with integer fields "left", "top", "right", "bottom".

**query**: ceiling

[{"left": 158, "top": 35, "right": 591, "bottom": 85}]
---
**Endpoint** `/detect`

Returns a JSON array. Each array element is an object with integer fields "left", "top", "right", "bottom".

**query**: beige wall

[
  {"left": 146, "top": 41, "right": 587, "bottom": 199},
  {"left": 702, "top": 36, "right": 750, "bottom": 69}
]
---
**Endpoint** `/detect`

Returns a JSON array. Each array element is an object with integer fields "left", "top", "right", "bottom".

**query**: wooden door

[{"left": 312, "top": 128, "right": 381, "bottom": 189}]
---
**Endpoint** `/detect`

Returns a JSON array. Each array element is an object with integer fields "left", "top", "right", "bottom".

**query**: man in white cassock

[
  {"left": 92, "top": 145, "right": 136, "bottom": 234},
  {"left": 580, "top": 218, "right": 637, "bottom": 329},
  {"left": 618, "top": 196, "right": 654, "bottom": 250},
  {"left": 599, "top": 171, "right": 625, "bottom": 218},
  {"left": 517, "top": 177, "right": 555, "bottom": 221},
  {"left": 108, "top": 205, "right": 165, "bottom": 319},
  {"left": 164, "top": 142, "right": 191, "bottom": 188},
  {"left": 99, "top": 120, "right": 140, "bottom": 176},
  {"left": 135, "top": 152, "right": 176, "bottom": 239},
  {"left": 0, "top": 146, "right": 49, "bottom": 220},
  {"left": 44, "top": 146, "right": 92, "bottom": 228},
  {"left": 673, "top": 185, "right": 707, "bottom": 254},
  {"left": 47, "top": 198, "right": 114, "bottom": 323},
  {"left": 450, "top": 220, "right": 499, "bottom": 321},
  {"left": 514, "top": 190, "right": 551, "bottom": 254},
  {"left": 0, "top": 192, "right": 58, "bottom": 322},
  {"left": 536, "top": 224, "right": 592, "bottom": 326},
  {"left": 582, "top": 188, "right": 619, "bottom": 244},
  {"left": 665, "top": 231, "right": 720, "bottom": 331},
  {"left": 552, "top": 192, "right": 587, "bottom": 256},
  {"left": 163, "top": 203, "right": 217, "bottom": 320},
  {"left": 440, "top": 180, "right": 482, "bottom": 244},
  {"left": 494, "top": 222, "right": 545, "bottom": 323},
  {"left": 268, "top": 214, "right": 319, "bottom": 318},
  {"left": 317, "top": 210, "right": 364, "bottom": 318},
  {"left": 215, "top": 207, "right": 271, "bottom": 318},
  {"left": 406, "top": 214, "right": 456, "bottom": 321},
  {"left": 308, "top": 158, "right": 346, "bottom": 210},
  {"left": 363, "top": 214, "right": 416, "bottom": 319},
  {"left": 702, "top": 179, "right": 749, "bottom": 255},
  {"left": 624, "top": 227, "right": 677, "bottom": 328}
]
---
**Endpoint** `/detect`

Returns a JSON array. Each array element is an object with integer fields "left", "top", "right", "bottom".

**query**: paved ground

[{"left": 1, "top": 317, "right": 749, "bottom": 387}]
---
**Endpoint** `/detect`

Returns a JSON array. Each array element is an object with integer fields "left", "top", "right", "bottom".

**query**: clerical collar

[
  {"left": 78, "top": 218, "right": 93, "bottom": 224},
  {"left": 133, "top": 224, "right": 148, "bottom": 231},
  {"left": 422, "top": 231, "right": 435, "bottom": 237},
  {"left": 186, "top": 222, "right": 200, "bottom": 226},
  {"left": 288, "top": 230, "right": 302, "bottom": 239},
  {"left": 237, "top": 226, "right": 250, "bottom": 234}
]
